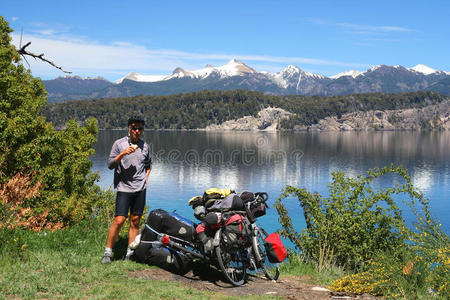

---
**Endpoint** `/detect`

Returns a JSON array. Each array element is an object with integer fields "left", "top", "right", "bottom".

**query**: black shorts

[{"left": 115, "top": 190, "right": 146, "bottom": 217}]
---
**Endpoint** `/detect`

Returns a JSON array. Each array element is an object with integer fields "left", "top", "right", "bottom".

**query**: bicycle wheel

[
  {"left": 252, "top": 227, "right": 280, "bottom": 281},
  {"left": 215, "top": 241, "right": 247, "bottom": 286}
]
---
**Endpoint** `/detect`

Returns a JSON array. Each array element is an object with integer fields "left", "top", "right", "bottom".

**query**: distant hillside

[
  {"left": 426, "top": 77, "right": 450, "bottom": 95},
  {"left": 43, "top": 76, "right": 113, "bottom": 102},
  {"left": 42, "top": 60, "right": 450, "bottom": 102},
  {"left": 41, "top": 90, "right": 448, "bottom": 130}
]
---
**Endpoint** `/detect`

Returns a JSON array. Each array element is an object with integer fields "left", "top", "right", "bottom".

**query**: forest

[{"left": 41, "top": 90, "right": 446, "bottom": 129}]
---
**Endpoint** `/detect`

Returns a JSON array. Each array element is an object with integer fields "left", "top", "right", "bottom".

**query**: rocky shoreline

[
  {"left": 205, "top": 107, "right": 293, "bottom": 131},
  {"left": 203, "top": 100, "right": 450, "bottom": 132}
]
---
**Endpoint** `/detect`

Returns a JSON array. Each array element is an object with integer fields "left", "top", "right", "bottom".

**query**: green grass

[
  {"left": 0, "top": 219, "right": 223, "bottom": 299},
  {"left": 279, "top": 253, "right": 345, "bottom": 286},
  {"left": 0, "top": 219, "right": 344, "bottom": 299}
]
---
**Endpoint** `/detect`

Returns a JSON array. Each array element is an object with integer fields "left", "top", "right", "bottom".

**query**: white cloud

[
  {"left": 11, "top": 33, "right": 369, "bottom": 80},
  {"left": 11, "top": 17, "right": 19, "bottom": 22},
  {"left": 336, "top": 22, "right": 412, "bottom": 33},
  {"left": 30, "top": 29, "right": 59, "bottom": 36},
  {"left": 308, "top": 18, "right": 413, "bottom": 34}
]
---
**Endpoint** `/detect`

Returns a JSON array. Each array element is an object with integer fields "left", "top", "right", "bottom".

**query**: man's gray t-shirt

[{"left": 108, "top": 136, "right": 152, "bottom": 193}]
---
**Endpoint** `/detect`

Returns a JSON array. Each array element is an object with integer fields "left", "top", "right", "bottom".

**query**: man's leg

[
  {"left": 126, "top": 190, "right": 146, "bottom": 259},
  {"left": 106, "top": 216, "right": 127, "bottom": 248},
  {"left": 128, "top": 214, "right": 141, "bottom": 245},
  {"left": 103, "top": 192, "right": 130, "bottom": 263}
]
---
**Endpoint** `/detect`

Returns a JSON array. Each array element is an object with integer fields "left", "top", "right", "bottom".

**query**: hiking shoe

[
  {"left": 124, "top": 248, "right": 135, "bottom": 261},
  {"left": 101, "top": 255, "right": 111, "bottom": 264}
]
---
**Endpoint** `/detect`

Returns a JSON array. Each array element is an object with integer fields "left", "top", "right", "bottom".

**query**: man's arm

[
  {"left": 145, "top": 168, "right": 151, "bottom": 186},
  {"left": 108, "top": 141, "right": 136, "bottom": 170},
  {"left": 144, "top": 143, "right": 152, "bottom": 185}
]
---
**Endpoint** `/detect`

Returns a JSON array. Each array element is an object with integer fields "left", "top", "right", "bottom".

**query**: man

[{"left": 102, "top": 116, "right": 152, "bottom": 264}]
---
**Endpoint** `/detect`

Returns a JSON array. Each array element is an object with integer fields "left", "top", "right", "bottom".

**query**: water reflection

[{"left": 92, "top": 130, "right": 449, "bottom": 234}]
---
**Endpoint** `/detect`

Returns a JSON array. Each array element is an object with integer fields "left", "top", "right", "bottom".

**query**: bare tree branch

[{"left": 17, "top": 41, "right": 72, "bottom": 74}]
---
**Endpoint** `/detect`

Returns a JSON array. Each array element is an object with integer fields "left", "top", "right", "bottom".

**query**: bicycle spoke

[{"left": 252, "top": 226, "right": 280, "bottom": 281}]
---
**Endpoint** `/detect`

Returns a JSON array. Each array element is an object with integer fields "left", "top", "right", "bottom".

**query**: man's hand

[
  {"left": 122, "top": 145, "right": 137, "bottom": 156},
  {"left": 115, "top": 146, "right": 137, "bottom": 163}
]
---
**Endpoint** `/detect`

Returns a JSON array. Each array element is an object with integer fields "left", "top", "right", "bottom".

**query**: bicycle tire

[
  {"left": 252, "top": 227, "right": 280, "bottom": 281},
  {"left": 215, "top": 241, "right": 247, "bottom": 286}
]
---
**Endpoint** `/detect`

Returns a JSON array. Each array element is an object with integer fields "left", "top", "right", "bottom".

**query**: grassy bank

[
  {"left": 280, "top": 254, "right": 345, "bottom": 286},
  {"left": 0, "top": 220, "right": 216, "bottom": 299},
  {"left": 0, "top": 219, "right": 334, "bottom": 299}
]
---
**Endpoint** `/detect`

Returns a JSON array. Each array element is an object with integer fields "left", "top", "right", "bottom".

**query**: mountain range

[{"left": 43, "top": 59, "right": 450, "bottom": 102}]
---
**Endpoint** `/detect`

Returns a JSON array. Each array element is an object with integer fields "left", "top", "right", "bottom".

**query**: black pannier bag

[
  {"left": 250, "top": 201, "right": 266, "bottom": 218},
  {"left": 263, "top": 233, "right": 287, "bottom": 263},
  {"left": 250, "top": 192, "right": 268, "bottom": 218}
]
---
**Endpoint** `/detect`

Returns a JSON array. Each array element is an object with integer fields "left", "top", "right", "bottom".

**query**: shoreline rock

[
  {"left": 205, "top": 107, "right": 293, "bottom": 131},
  {"left": 299, "top": 100, "right": 449, "bottom": 131}
]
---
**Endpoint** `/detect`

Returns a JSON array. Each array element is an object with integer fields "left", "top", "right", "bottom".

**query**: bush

[
  {"left": 0, "top": 17, "right": 111, "bottom": 229},
  {"left": 330, "top": 218, "right": 449, "bottom": 299},
  {"left": 275, "top": 165, "right": 450, "bottom": 298},
  {"left": 275, "top": 165, "right": 413, "bottom": 271}
]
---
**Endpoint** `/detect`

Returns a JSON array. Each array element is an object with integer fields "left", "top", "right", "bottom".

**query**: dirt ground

[{"left": 128, "top": 265, "right": 378, "bottom": 300}]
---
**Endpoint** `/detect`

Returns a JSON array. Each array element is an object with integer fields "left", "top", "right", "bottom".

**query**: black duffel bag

[
  {"left": 141, "top": 209, "right": 196, "bottom": 242},
  {"left": 134, "top": 242, "right": 192, "bottom": 275},
  {"left": 134, "top": 209, "right": 196, "bottom": 274}
]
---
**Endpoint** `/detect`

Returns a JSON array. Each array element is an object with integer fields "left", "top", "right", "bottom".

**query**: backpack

[{"left": 222, "top": 214, "right": 251, "bottom": 248}]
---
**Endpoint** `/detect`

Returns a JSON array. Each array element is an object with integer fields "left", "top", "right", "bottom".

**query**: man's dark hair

[{"left": 127, "top": 115, "right": 146, "bottom": 126}]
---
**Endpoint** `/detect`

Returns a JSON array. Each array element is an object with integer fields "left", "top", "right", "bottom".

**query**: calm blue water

[{"left": 91, "top": 131, "right": 449, "bottom": 235}]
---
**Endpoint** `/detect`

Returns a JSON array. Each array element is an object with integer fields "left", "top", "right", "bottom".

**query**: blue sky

[{"left": 3, "top": 0, "right": 450, "bottom": 81}]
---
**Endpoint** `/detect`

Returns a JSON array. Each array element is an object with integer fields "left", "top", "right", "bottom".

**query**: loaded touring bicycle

[{"left": 132, "top": 189, "right": 287, "bottom": 286}]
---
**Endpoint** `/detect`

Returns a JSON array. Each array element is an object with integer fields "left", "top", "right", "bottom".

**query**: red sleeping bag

[{"left": 264, "top": 233, "right": 287, "bottom": 263}]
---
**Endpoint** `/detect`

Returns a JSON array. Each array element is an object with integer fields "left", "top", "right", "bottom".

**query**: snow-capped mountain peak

[
  {"left": 409, "top": 64, "right": 437, "bottom": 75},
  {"left": 115, "top": 72, "right": 166, "bottom": 84},
  {"left": 165, "top": 59, "right": 257, "bottom": 80},
  {"left": 330, "top": 70, "right": 364, "bottom": 79},
  {"left": 368, "top": 65, "right": 384, "bottom": 72},
  {"left": 278, "top": 65, "right": 325, "bottom": 79},
  {"left": 215, "top": 59, "right": 256, "bottom": 77},
  {"left": 226, "top": 58, "right": 241, "bottom": 65},
  {"left": 270, "top": 65, "right": 325, "bottom": 89},
  {"left": 281, "top": 65, "right": 301, "bottom": 75},
  {"left": 171, "top": 67, "right": 193, "bottom": 77}
]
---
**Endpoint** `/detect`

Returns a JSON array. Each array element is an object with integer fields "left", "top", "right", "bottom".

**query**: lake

[{"left": 91, "top": 131, "right": 450, "bottom": 235}]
